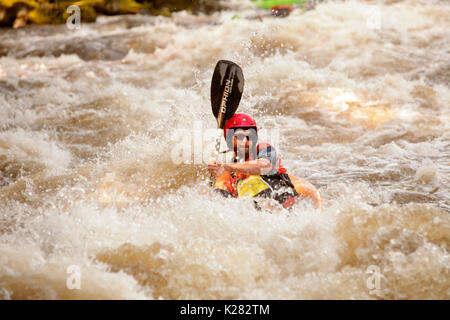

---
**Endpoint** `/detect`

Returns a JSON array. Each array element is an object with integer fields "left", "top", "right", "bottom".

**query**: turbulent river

[{"left": 0, "top": 0, "right": 449, "bottom": 299}]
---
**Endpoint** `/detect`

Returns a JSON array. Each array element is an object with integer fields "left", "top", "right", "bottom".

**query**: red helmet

[
  {"left": 224, "top": 113, "right": 258, "bottom": 149},
  {"left": 224, "top": 113, "right": 257, "bottom": 136}
]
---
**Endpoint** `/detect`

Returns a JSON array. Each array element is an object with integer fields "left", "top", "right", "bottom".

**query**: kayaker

[{"left": 208, "top": 113, "right": 301, "bottom": 209}]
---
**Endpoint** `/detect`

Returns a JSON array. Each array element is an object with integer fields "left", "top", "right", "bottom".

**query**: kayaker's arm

[{"left": 222, "top": 158, "right": 272, "bottom": 175}]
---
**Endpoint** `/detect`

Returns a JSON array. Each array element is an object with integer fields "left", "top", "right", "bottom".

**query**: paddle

[
  {"left": 208, "top": 60, "right": 244, "bottom": 185},
  {"left": 210, "top": 60, "right": 244, "bottom": 158}
]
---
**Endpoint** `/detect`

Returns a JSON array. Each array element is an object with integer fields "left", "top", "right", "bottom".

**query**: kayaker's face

[{"left": 233, "top": 128, "right": 256, "bottom": 159}]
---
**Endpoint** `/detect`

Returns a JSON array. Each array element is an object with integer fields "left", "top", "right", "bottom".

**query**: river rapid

[{"left": 0, "top": 0, "right": 449, "bottom": 299}]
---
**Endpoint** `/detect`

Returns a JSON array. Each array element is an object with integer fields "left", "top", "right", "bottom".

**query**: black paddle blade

[{"left": 211, "top": 60, "right": 244, "bottom": 129}]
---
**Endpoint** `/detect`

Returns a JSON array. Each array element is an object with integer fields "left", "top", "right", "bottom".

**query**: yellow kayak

[{"left": 235, "top": 174, "right": 323, "bottom": 210}]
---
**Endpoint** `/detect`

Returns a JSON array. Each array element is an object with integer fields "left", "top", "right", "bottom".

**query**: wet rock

[{"left": 0, "top": 0, "right": 224, "bottom": 28}]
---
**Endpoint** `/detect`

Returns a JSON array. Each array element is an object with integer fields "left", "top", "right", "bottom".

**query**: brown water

[{"left": 0, "top": 0, "right": 449, "bottom": 299}]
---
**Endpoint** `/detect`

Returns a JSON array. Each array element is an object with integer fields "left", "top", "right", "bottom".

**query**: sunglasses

[{"left": 234, "top": 134, "right": 256, "bottom": 141}]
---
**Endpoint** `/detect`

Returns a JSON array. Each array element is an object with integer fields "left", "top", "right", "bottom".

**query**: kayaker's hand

[{"left": 208, "top": 161, "right": 223, "bottom": 177}]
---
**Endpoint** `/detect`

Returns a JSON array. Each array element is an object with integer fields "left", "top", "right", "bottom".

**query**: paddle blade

[{"left": 211, "top": 60, "right": 244, "bottom": 129}]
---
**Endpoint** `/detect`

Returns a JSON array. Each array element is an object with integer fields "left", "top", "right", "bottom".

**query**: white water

[{"left": 0, "top": 0, "right": 449, "bottom": 299}]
